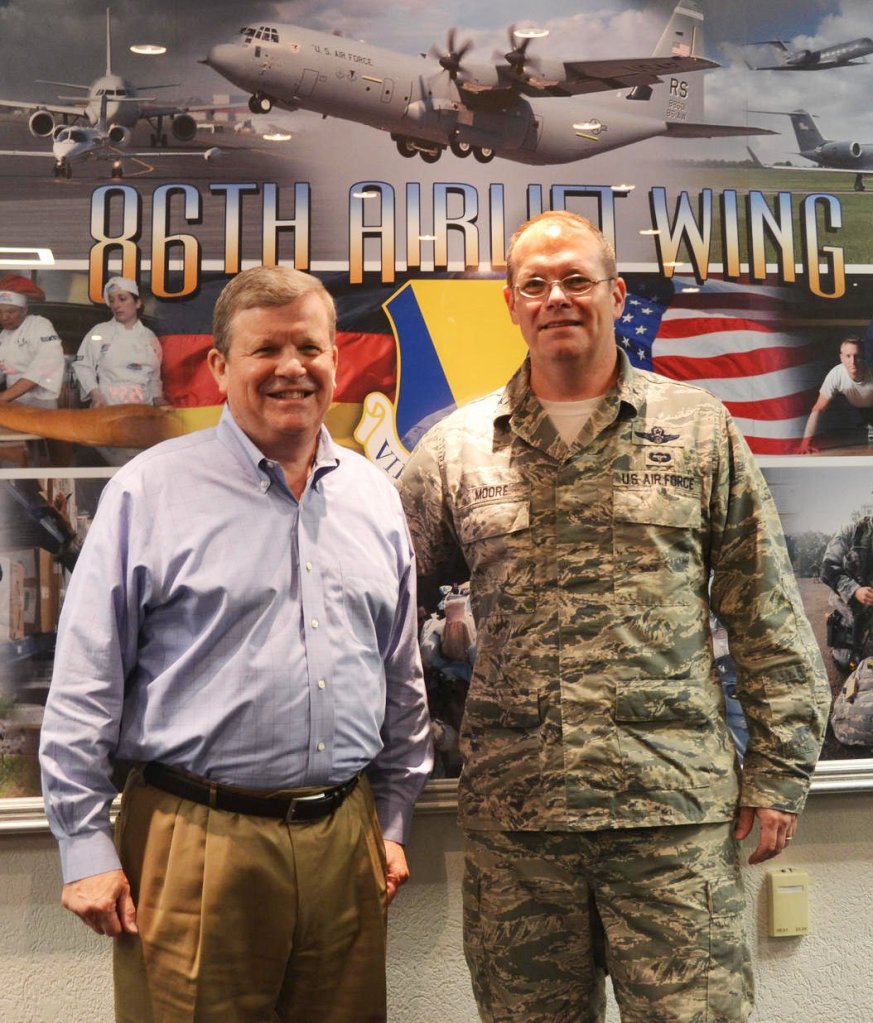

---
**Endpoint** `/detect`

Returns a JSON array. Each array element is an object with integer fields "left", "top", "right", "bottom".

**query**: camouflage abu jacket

[
  {"left": 400, "top": 352, "right": 830, "bottom": 832},
  {"left": 820, "top": 516, "right": 873, "bottom": 605}
]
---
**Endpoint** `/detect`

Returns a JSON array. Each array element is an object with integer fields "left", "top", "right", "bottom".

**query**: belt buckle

[{"left": 284, "top": 790, "right": 328, "bottom": 823}]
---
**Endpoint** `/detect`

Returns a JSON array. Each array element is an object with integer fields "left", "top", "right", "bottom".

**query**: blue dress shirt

[{"left": 40, "top": 407, "right": 433, "bottom": 883}]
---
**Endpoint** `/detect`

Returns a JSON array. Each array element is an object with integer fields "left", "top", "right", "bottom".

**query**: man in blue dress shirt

[{"left": 39, "top": 265, "right": 434, "bottom": 1023}]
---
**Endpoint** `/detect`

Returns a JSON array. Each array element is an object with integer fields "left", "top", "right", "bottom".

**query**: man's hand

[
  {"left": 384, "top": 840, "right": 410, "bottom": 905},
  {"left": 854, "top": 585, "right": 873, "bottom": 607},
  {"left": 734, "top": 806, "right": 797, "bottom": 864},
  {"left": 61, "top": 869, "right": 138, "bottom": 937}
]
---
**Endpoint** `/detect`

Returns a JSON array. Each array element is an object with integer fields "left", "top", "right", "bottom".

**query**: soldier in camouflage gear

[
  {"left": 399, "top": 211, "right": 830, "bottom": 1023},
  {"left": 820, "top": 513, "right": 873, "bottom": 667}
]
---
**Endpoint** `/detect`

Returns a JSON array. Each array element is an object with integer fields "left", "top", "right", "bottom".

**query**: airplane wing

[
  {"left": 138, "top": 100, "right": 247, "bottom": 118},
  {"left": 0, "top": 99, "right": 86, "bottom": 119},
  {"left": 0, "top": 148, "right": 57, "bottom": 158},
  {"left": 521, "top": 55, "right": 718, "bottom": 97},
  {"left": 124, "top": 146, "right": 221, "bottom": 161},
  {"left": 458, "top": 54, "right": 718, "bottom": 108},
  {"left": 751, "top": 60, "right": 868, "bottom": 71},
  {"left": 664, "top": 122, "right": 777, "bottom": 138},
  {"left": 747, "top": 159, "right": 870, "bottom": 174}
]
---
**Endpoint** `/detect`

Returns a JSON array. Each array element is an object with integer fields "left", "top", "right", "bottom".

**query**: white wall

[{"left": 1, "top": 792, "right": 871, "bottom": 1022}]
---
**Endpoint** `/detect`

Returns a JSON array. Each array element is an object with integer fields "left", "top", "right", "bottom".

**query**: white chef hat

[{"left": 103, "top": 277, "right": 140, "bottom": 303}]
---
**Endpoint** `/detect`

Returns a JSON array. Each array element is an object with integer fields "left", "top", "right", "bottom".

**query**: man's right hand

[{"left": 61, "top": 869, "right": 138, "bottom": 937}]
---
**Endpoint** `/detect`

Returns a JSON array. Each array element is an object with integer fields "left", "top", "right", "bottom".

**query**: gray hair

[{"left": 212, "top": 265, "right": 337, "bottom": 355}]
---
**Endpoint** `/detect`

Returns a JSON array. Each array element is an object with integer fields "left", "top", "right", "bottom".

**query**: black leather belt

[{"left": 142, "top": 762, "right": 358, "bottom": 823}]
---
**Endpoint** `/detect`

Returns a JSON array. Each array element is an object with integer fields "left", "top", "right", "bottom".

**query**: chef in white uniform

[
  {"left": 0, "top": 289, "right": 64, "bottom": 408},
  {"left": 74, "top": 277, "right": 164, "bottom": 408}
]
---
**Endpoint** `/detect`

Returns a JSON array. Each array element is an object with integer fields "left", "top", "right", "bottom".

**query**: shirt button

[
  {"left": 316, "top": 742, "right": 325, "bottom": 752},
  {"left": 259, "top": 479, "right": 269, "bottom": 491},
  {"left": 305, "top": 561, "right": 313, "bottom": 572},
  {"left": 311, "top": 618, "right": 319, "bottom": 629},
  {"left": 317, "top": 679, "right": 326, "bottom": 690}
]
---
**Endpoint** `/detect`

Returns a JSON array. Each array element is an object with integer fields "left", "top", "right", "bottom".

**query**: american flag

[{"left": 615, "top": 277, "right": 835, "bottom": 455}]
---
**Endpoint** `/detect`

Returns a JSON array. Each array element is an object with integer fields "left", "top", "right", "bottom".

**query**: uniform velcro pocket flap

[
  {"left": 615, "top": 679, "right": 715, "bottom": 724},
  {"left": 613, "top": 486, "right": 701, "bottom": 529},
  {"left": 457, "top": 498, "right": 529, "bottom": 544}
]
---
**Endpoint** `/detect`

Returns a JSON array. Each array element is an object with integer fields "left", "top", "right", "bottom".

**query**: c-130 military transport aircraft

[{"left": 204, "top": 0, "right": 771, "bottom": 167}]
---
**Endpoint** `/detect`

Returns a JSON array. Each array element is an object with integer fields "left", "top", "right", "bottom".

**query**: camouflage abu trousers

[{"left": 463, "top": 822, "right": 753, "bottom": 1023}]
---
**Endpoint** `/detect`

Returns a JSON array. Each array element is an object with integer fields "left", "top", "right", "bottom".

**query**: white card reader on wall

[{"left": 767, "top": 868, "right": 810, "bottom": 937}]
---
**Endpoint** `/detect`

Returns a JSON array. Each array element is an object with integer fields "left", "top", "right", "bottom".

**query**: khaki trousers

[{"left": 113, "top": 767, "right": 388, "bottom": 1023}]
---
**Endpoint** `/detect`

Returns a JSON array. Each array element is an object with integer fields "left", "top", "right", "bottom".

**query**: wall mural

[{"left": 0, "top": 0, "right": 871, "bottom": 804}]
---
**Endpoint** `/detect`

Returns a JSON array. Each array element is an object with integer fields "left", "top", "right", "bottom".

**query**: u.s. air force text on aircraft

[
  {"left": 311, "top": 44, "right": 374, "bottom": 67},
  {"left": 87, "top": 181, "right": 846, "bottom": 302}
]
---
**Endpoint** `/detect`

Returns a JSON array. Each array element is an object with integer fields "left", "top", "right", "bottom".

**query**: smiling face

[
  {"left": 107, "top": 288, "right": 142, "bottom": 326},
  {"left": 207, "top": 291, "right": 338, "bottom": 464},
  {"left": 504, "top": 219, "right": 626, "bottom": 399}
]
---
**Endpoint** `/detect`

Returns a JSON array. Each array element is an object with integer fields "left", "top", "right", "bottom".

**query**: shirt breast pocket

[
  {"left": 457, "top": 498, "right": 529, "bottom": 546},
  {"left": 613, "top": 486, "right": 703, "bottom": 605},
  {"left": 456, "top": 498, "right": 532, "bottom": 612}
]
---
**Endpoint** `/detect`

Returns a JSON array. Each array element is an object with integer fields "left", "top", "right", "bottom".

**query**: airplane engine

[
  {"left": 171, "top": 114, "right": 197, "bottom": 142},
  {"left": 819, "top": 141, "right": 863, "bottom": 161},
  {"left": 786, "top": 49, "right": 814, "bottom": 66},
  {"left": 108, "top": 124, "right": 132, "bottom": 146},
  {"left": 29, "top": 110, "right": 56, "bottom": 137}
]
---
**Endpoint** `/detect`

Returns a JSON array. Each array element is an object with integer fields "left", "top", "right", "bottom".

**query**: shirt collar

[
  {"left": 494, "top": 347, "right": 643, "bottom": 453},
  {"left": 216, "top": 404, "right": 341, "bottom": 494}
]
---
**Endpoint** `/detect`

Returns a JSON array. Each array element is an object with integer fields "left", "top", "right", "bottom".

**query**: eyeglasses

[{"left": 514, "top": 274, "right": 614, "bottom": 300}]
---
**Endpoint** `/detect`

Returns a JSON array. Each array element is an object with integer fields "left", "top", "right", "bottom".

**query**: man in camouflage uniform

[
  {"left": 820, "top": 512, "right": 873, "bottom": 668},
  {"left": 399, "top": 212, "right": 830, "bottom": 1023}
]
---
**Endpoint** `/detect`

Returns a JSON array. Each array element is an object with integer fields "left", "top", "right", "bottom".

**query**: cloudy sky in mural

[{"left": 0, "top": 0, "right": 870, "bottom": 167}]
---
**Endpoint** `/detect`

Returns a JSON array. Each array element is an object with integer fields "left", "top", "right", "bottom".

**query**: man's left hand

[
  {"left": 384, "top": 840, "right": 410, "bottom": 905},
  {"left": 734, "top": 806, "right": 797, "bottom": 864}
]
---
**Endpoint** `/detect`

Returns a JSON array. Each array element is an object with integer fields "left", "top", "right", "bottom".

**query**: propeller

[
  {"left": 430, "top": 27, "right": 474, "bottom": 81},
  {"left": 496, "top": 24, "right": 548, "bottom": 80},
  {"left": 504, "top": 25, "right": 534, "bottom": 73}
]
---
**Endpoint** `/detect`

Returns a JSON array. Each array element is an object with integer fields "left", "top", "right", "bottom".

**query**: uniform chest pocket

[
  {"left": 613, "top": 486, "right": 703, "bottom": 605},
  {"left": 456, "top": 497, "right": 533, "bottom": 613},
  {"left": 457, "top": 498, "right": 529, "bottom": 545}
]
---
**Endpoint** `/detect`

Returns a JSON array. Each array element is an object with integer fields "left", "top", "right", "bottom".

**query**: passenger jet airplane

[
  {"left": 0, "top": 8, "right": 220, "bottom": 148},
  {"left": 0, "top": 93, "right": 220, "bottom": 179},
  {"left": 203, "top": 0, "right": 771, "bottom": 166},
  {"left": 744, "top": 36, "right": 873, "bottom": 71},
  {"left": 750, "top": 109, "right": 873, "bottom": 192}
]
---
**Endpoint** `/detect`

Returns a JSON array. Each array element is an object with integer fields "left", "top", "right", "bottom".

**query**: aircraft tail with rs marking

[{"left": 642, "top": 0, "right": 775, "bottom": 140}]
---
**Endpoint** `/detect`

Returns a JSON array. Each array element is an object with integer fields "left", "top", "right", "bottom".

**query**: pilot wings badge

[{"left": 634, "top": 425, "right": 680, "bottom": 444}]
